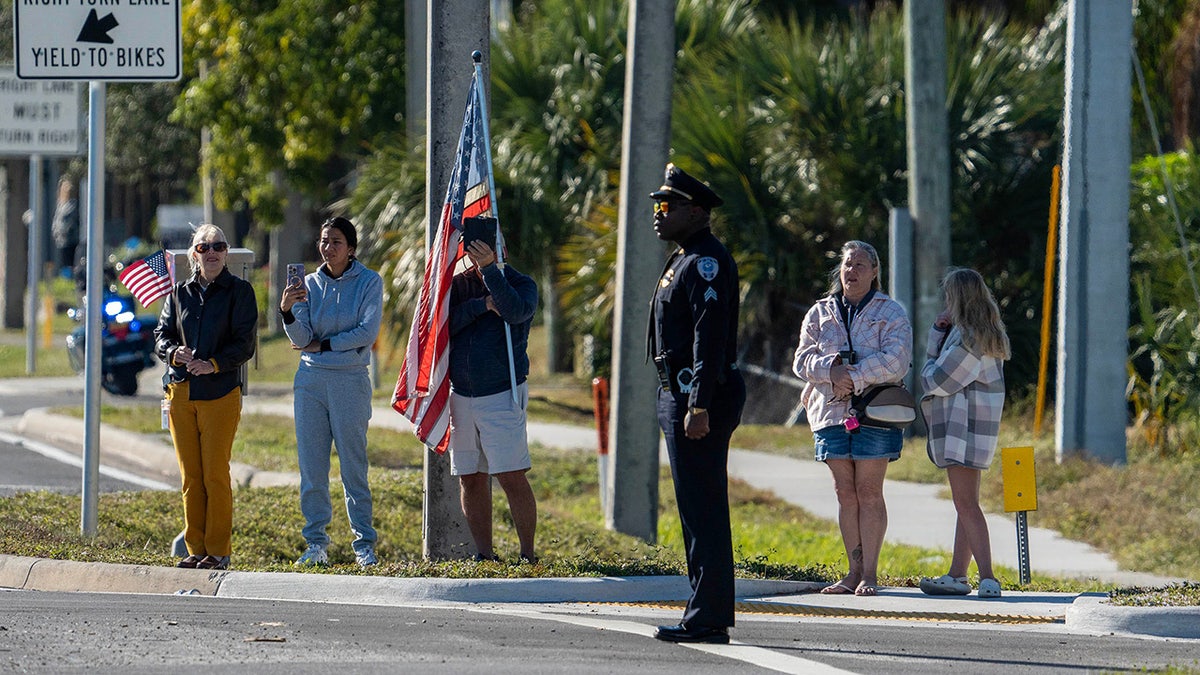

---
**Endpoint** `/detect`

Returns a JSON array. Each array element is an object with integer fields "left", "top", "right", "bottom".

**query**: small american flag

[
  {"left": 118, "top": 251, "right": 174, "bottom": 307},
  {"left": 392, "top": 64, "right": 496, "bottom": 453}
]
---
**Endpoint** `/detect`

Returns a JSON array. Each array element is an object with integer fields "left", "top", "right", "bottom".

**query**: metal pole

[
  {"left": 25, "top": 154, "right": 43, "bottom": 374},
  {"left": 1015, "top": 511, "right": 1032, "bottom": 585},
  {"left": 471, "top": 53, "right": 518, "bottom": 405},
  {"left": 81, "top": 82, "right": 106, "bottom": 536},
  {"left": 1034, "top": 166, "right": 1061, "bottom": 435}
]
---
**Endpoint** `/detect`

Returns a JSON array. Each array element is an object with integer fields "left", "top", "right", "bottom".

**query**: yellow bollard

[
  {"left": 42, "top": 293, "right": 54, "bottom": 350},
  {"left": 1001, "top": 446, "right": 1037, "bottom": 585}
]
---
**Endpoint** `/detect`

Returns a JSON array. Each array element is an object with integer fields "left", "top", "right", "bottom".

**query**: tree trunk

[{"left": 541, "top": 254, "right": 573, "bottom": 374}]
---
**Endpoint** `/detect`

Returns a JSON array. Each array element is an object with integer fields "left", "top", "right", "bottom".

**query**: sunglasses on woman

[{"left": 194, "top": 241, "right": 229, "bottom": 253}]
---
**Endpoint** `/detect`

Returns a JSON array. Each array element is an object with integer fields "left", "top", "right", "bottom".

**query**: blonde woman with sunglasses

[{"left": 154, "top": 224, "right": 258, "bottom": 570}]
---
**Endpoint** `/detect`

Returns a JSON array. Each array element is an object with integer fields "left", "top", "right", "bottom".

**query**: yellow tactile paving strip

[{"left": 602, "top": 600, "right": 1065, "bottom": 625}]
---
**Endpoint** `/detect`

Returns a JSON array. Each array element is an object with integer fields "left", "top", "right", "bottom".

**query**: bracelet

[{"left": 689, "top": 407, "right": 707, "bottom": 416}]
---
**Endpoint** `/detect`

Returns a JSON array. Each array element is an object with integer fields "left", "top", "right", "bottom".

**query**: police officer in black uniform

[{"left": 647, "top": 163, "right": 747, "bottom": 645}]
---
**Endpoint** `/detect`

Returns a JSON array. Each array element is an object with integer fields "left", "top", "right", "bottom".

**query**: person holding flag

[
  {"left": 393, "top": 53, "right": 538, "bottom": 562},
  {"left": 154, "top": 224, "right": 258, "bottom": 571},
  {"left": 447, "top": 216, "right": 539, "bottom": 563}
]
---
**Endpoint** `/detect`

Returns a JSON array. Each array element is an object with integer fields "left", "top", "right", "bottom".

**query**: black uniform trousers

[{"left": 656, "top": 371, "right": 746, "bottom": 629}]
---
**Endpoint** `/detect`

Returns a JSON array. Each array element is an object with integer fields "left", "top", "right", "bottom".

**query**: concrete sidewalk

[{"left": 3, "top": 382, "right": 1197, "bottom": 639}]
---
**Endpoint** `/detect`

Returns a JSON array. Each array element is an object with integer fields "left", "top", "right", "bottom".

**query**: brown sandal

[{"left": 176, "top": 554, "right": 204, "bottom": 569}]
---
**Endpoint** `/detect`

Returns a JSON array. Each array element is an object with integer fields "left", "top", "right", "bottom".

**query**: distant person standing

[
  {"left": 447, "top": 216, "right": 540, "bottom": 564},
  {"left": 918, "top": 268, "right": 1010, "bottom": 599},
  {"left": 155, "top": 224, "right": 258, "bottom": 570},
  {"left": 281, "top": 217, "right": 383, "bottom": 567},
  {"left": 647, "top": 163, "right": 746, "bottom": 645},
  {"left": 51, "top": 178, "right": 80, "bottom": 278}
]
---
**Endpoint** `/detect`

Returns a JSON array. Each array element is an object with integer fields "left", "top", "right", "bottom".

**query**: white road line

[
  {"left": 484, "top": 608, "right": 859, "bottom": 675},
  {"left": 0, "top": 430, "right": 174, "bottom": 491}
]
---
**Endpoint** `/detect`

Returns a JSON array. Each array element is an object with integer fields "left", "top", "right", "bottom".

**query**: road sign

[
  {"left": 0, "top": 69, "right": 83, "bottom": 156},
  {"left": 14, "top": 1, "right": 182, "bottom": 81}
]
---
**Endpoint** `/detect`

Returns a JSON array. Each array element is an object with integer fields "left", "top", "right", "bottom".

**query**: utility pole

[
  {"left": 1057, "top": 1, "right": 1132, "bottom": 464},
  {"left": 422, "top": 0, "right": 488, "bottom": 559},
  {"left": 605, "top": 0, "right": 675, "bottom": 542},
  {"left": 904, "top": 0, "right": 951, "bottom": 421}
]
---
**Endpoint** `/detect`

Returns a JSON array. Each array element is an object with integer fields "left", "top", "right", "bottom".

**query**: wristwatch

[{"left": 689, "top": 407, "right": 707, "bottom": 416}]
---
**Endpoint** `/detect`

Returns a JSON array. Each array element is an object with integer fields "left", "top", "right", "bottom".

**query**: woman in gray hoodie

[{"left": 280, "top": 217, "right": 383, "bottom": 568}]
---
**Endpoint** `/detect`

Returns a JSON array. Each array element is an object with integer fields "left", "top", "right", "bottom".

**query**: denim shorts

[{"left": 813, "top": 424, "right": 903, "bottom": 462}]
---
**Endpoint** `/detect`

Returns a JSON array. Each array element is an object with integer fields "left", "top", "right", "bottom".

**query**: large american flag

[
  {"left": 392, "top": 66, "right": 494, "bottom": 453},
  {"left": 117, "top": 250, "right": 174, "bottom": 307}
]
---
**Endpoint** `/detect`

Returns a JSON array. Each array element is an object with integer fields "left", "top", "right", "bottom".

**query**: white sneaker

[
  {"left": 919, "top": 574, "right": 971, "bottom": 596},
  {"left": 978, "top": 578, "right": 1002, "bottom": 598},
  {"left": 355, "top": 547, "right": 378, "bottom": 567},
  {"left": 295, "top": 544, "right": 328, "bottom": 566}
]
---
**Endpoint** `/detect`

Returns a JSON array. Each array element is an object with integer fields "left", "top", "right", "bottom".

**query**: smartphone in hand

[{"left": 287, "top": 263, "right": 305, "bottom": 288}]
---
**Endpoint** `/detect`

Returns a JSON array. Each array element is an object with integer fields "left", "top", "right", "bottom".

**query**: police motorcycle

[{"left": 64, "top": 264, "right": 157, "bottom": 396}]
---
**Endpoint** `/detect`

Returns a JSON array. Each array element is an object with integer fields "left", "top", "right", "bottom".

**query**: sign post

[
  {"left": 14, "top": 0, "right": 182, "bottom": 536},
  {"left": 1001, "top": 446, "right": 1038, "bottom": 585}
]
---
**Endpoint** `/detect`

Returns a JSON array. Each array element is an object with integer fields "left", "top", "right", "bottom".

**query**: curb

[
  {"left": 0, "top": 553, "right": 813, "bottom": 605},
  {"left": 15, "top": 408, "right": 292, "bottom": 489},
  {"left": 1066, "top": 594, "right": 1200, "bottom": 639},
  {"left": 0, "top": 555, "right": 225, "bottom": 596}
]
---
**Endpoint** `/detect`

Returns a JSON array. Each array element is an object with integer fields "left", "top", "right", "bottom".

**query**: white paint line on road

[
  {"left": 0, "top": 430, "right": 174, "bottom": 491},
  {"left": 485, "top": 607, "right": 859, "bottom": 675}
]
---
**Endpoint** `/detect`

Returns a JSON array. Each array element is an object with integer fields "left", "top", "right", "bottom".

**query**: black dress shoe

[{"left": 654, "top": 624, "right": 730, "bottom": 644}]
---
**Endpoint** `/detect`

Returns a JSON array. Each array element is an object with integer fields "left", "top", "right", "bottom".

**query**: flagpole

[{"left": 472, "top": 50, "right": 519, "bottom": 405}]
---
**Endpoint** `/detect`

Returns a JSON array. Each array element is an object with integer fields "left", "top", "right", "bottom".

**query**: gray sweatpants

[{"left": 293, "top": 366, "right": 377, "bottom": 554}]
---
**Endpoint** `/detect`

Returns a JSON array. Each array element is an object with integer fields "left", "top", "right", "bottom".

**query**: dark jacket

[
  {"left": 448, "top": 263, "right": 538, "bottom": 397},
  {"left": 647, "top": 228, "right": 740, "bottom": 410},
  {"left": 154, "top": 267, "right": 258, "bottom": 401}
]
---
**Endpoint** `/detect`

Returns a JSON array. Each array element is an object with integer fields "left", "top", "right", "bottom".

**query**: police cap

[{"left": 648, "top": 163, "right": 724, "bottom": 210}]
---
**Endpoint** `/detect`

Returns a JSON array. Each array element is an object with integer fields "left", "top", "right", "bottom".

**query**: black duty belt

[{"left": 654, "top": 356, "right": 739, "bottom": 394}]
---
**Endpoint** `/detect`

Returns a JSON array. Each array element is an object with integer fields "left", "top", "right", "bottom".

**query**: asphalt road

[
  {"left": 3, "top": 590, "right": 1199, "bottom": 674},
  {"left": 0, "top": 377, "right": 163, "bottom": 496}
]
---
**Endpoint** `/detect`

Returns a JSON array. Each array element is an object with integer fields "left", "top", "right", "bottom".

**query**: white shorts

[{"left": 448, "top": 382, "right": 531, "bottom": 476}]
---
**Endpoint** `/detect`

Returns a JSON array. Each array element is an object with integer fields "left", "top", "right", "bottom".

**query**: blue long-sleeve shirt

[
  {"left": 282, "top": 260, "right": 382, "bottom": 371},
  {"left": 448, "top": 263, "right": 538, "bottom": 397}
]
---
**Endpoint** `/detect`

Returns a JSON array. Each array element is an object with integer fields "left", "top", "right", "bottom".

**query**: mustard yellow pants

[{"left": 166, "top": 381, "right": 241, "bottom": 557}]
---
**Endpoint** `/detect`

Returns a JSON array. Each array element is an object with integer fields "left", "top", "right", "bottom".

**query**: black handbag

[{"left": 853, "top": 383, "right": 916, "bottom": 429}]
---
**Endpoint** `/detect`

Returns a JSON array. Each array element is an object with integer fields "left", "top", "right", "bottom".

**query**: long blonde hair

[{"left": 943, "top": 268, "right": 1010, "bottom": 360}]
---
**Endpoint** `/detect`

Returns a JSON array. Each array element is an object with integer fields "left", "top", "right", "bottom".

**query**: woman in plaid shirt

[
  {"left": 917, "top": 268, "right": 1011, "bottom": 599},
  {"left": 793, "top": 240, "right": 912, "bottom": 597}
]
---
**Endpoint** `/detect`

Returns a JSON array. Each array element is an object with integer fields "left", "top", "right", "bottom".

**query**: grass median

[
  {"left": 4, "top": 324, "right": 1198, "bottom": 600},
  {"left": 2, "top": 405, "right": 1110, "bottom": 591}
]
